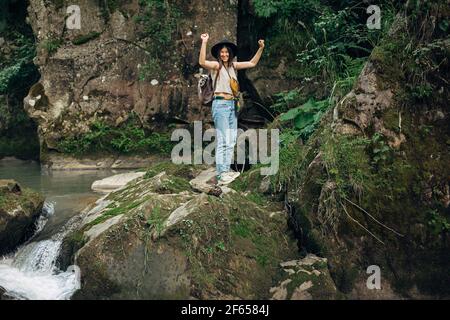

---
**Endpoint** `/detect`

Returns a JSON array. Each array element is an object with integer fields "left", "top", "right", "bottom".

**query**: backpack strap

[
  {"left": 223, "top": 62, "right": 236, "bottom": 80},
  {"left": 212, "top": 64, "right": 221, "bottom": 92}
]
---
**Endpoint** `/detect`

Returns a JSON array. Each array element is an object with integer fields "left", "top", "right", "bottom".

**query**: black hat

[{"left": 211, "top": 39, "right": 238, "bottom": 59}]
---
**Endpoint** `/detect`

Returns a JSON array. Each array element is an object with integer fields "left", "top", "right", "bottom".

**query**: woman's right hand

[{"left": 201, "top": 33, "right": 209, "bottom": 42}]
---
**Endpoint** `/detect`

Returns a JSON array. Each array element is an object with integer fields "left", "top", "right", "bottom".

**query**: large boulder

[
  {"left": 287, "top": 6, "right": 450, "bottom": 298},
  {"left": 0, "top": 179, "right": 45, "bottom": 255},
  {"left": 61, "top": 162, "right": 298, "bottom": 299}
]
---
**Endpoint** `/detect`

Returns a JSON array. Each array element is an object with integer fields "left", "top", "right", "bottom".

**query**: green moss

[
  {"left": 0, "top": 187, "right": 44, "bottom": 213},
  {"left": 72, "top": 32, "right": 101, "bottom": 45},
  {"left": 40, "top": 38, "right": 63, "bottom": 55},
  {"left": 143, "top": 161, "right": 206, "bottom": 180},
  {"left": 72, "top": 253, "right": 121, "bottom": 300},
  {"left": 157, "top": 176, "right": 191, "bottom": 194},
  {"left": 87, "top": 197, "right": 149, "bottom": 227}
]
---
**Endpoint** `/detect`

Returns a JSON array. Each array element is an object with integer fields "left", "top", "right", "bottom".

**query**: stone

[
  {"left": 91, "top": 171, "right": 146, "bottom": 193},
  {"left": 60, "top": 161, "right": 296, "bottom": 299},
  {"left": 291, "top": 282, "right": 313, "bottom": 300},
  {"left": 0, "top": 180, "right": 21, "bottom": 194},
  {"left": 0, "top": 180, "right": 45, "bottom": 255}
]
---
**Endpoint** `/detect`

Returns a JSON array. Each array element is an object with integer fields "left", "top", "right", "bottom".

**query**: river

[{"left": 0, "top": 158, "right": 122, "bottom": 300}]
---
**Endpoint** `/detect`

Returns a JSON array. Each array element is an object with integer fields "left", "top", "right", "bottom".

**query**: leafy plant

[
  {"left": 57, "top": 113, "right": 174, "bottom": 155},
  {"left": 0, "top": 32, "right": 36, "bottom": 94},
  {"left": 427, "top": 210, "right": 450, "bottom": 235},
  {"left": 40, "top": 38, "right": 62, "bottom": 55},
  {"left": 254, "top": 0, "right": 398, "bottom": 95},
  {"left": 270, "top": 89, "right": 304, "bottom": 114},
  {"left": 279, "top": 97, "right": 329, "bottom": 141},
  {"left": 370, "top": 133, "right": 392, "bottom": 167}
]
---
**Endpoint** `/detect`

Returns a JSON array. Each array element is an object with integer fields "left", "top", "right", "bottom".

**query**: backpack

[{"left": 198, "top": 69, "right": 219, "bottom": 106}]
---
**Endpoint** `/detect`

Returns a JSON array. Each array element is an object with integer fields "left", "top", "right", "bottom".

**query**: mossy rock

[
  {"left": 0, "top": 181, "right": 45, "bottom": 255},
  {"left": 69, "top": 165, "right": 298, "bottom": 299},
  {"left": 270, "top": 254, "right": 342, "bottom": 300}
]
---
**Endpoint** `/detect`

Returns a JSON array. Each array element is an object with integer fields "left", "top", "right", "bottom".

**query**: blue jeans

[{"left": 212, "top": 99, "right": 237, "bottom": 176}]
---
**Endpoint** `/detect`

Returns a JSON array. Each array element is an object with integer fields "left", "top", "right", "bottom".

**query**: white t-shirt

[{"left": 211, "top": 63, "right": 237, "bottom": 95}]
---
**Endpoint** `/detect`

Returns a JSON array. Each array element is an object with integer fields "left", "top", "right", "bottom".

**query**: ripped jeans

[{"left": 212, "top": 98, "right": 238, "bottom": 176}]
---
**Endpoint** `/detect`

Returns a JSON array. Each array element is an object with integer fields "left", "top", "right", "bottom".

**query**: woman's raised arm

[
  {"left": 199, "top": 33, "right": 219, "bottom": 70},
  {"left": 234, "top": 40, "right": 265, "bottom": 70}
]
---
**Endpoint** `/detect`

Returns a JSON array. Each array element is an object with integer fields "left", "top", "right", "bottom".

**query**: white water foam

[{"left": 0, "top": 201, "right": 81, "bottom": 300}]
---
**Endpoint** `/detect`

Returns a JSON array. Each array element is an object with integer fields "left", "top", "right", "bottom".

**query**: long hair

[{"left": 215, "top": 45, "right": 235, "bottom": 71}]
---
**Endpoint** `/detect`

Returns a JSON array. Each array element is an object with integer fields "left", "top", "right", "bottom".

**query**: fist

[
  {"left": 201, "top": 33, "right": 209, "bottom": 42},
  {"left": 258, "top": 39, "right": 265, "bottom": 48}
]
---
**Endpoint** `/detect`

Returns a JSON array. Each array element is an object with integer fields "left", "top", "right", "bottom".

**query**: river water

[{"left": 0, "top": 158, "right": 120, "bottom": 300}]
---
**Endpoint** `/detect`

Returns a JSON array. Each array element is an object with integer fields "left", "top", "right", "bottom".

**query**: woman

[{"left": 199, "top": 33, "right": 265, "bottom": 185}]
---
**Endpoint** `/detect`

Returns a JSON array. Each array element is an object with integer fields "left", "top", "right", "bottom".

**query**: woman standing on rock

[{"left": 199, "top": 33, "right": 265, "bottom": 186}]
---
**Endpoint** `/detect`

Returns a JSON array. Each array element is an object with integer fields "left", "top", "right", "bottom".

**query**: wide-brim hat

[{"left": 211, "top": 39, "right": 238, "bottom": 59}]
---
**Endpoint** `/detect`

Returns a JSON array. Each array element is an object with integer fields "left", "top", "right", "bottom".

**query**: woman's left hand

[{"left": 258, "top": 39, "right": 265, "bottom": 48}]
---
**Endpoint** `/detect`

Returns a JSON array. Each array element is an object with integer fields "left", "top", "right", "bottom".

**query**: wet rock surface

[{"left": 0, "top": 179, "right": 45, "bottom": 255}]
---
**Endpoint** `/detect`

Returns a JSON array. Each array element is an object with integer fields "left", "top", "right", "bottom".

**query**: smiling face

[{"left": 219, "top": 46, "right": 230, "bottom": 63}]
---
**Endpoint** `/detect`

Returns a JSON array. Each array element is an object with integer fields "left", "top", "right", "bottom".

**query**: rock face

[
  {"left": 61, "top": 162, "right": 297, "bottom": 299},
  {"left": 270, "top": 254, "right": 339, "bottom": 300},
  {"left": 41, "top": 153, "right": 167, "bottom": 171},
  {"left": 0, "top": 180, "right": 45, "bottom": 255},
  {"left": 24, "top": 0, "right": 237, "bottom": 154},
  {"left": 287, "top": 8, "right": 450, "bottom": 298}
]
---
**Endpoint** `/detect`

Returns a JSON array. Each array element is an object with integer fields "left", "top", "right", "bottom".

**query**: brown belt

[{"left": 213, "top": 95, "right": 236, "bottom": 100}]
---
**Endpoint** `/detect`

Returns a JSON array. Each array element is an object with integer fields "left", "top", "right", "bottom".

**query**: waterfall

[{"left": 0, "top": 201, "right": 81, "bottom": 300}]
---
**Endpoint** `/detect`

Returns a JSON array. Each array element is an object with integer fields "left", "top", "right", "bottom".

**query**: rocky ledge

[
  {"left": 0, "top": 179, "right": 45, "bottom": 255},
  {"left": 58, "top": 161, "right": 304, "bottom": 299}
]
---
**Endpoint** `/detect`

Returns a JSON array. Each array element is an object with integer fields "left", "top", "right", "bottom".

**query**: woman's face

[{"left": 220, "top": 47, "right": 229, "bottom": 63}]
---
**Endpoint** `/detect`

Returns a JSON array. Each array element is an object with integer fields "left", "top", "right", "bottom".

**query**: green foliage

[
  {"left": 278, "top": 96, "right": 330, "bottom": 141},
  {"left": 427, "top": 209, "right": 450, "bottom": 235},
  {"left": 0, "top": 32, "right": 36, "bottom": 94},
  {"left": 40, "top": 38, "right": 63, "bottom": 55},
  {"left": 270, "top": 88, "right": 304, "bottom": 114},
  {"left": 254, "top": 0, "right": 398, "bottom": 92},
  {"left": 135, "top": 0, "right": 181, "bottom": 81},
  {"left": 58, "top": 113, "right": 174, "bottom": 156},
  {"left": 146, "top": 204, "right": 165, "bottom": 237},
  {"left": 321, "top": 132, "right": 372, "bottom": 199},
  {"left": 369, "top": 133, "right": 393, "bottom": 168},
  {"left": 270, "top": 127, "right": 305, "bottom": 190},
  {"left": 72, "top": 32, "right": 101, "bottom": 45}
]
